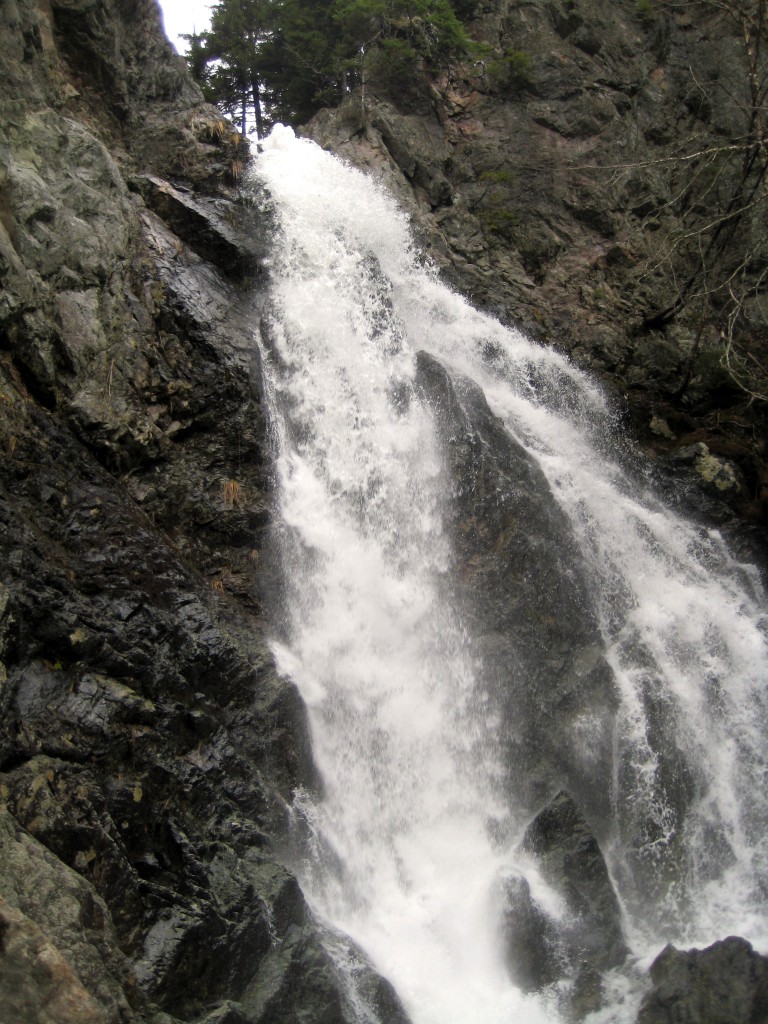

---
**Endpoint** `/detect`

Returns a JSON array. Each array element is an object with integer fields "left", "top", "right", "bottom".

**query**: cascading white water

[{"left": 252, "top": 125, "right": 768, "bottom": 1023}]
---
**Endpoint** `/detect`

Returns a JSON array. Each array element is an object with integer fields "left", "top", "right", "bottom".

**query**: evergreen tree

[
  {"left": 332, "top": 0, "right": 470, "bottom": 106},
  {"left": 184, "top": 0, "right": 471, "bottom": 130},
  {"left": 334, "top": 0, "right": 468, "bottom": 58},
  {"left": 183, "top": 29, "right": 210, "bottom": 84},
  {"left": 257, "top": 0, "right": 342, "bottom": 125},
  {"left": 185, "top": 0, "right": 272, "bottom": 136}
]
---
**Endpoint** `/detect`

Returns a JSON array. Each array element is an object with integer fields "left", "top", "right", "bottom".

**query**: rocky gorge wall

[
  {"left": 0, "top": 1, "right": 406, "bottom": 1021},
  {"left": 1, "top": 0, "right": 767, "bottom": 1022},
  {"left": 306, "top": 0, "right": 768, "bottom": 543}
]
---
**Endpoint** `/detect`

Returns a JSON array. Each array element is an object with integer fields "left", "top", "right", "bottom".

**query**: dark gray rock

[
  {"left": 637, "top": 937, "right": 768, "bottom": 1024},
  {"left": 500, "top": 873, "right": 561, "bottom": 993},
  {"left": 239, "top": 926, "right": 411, "bottom": 1024},
  {"left": 523, "top": 792, "right": 628, "bottom": 974},
  {"left": 500, "top": 792, "right": 628, "bottom": 1018},
  {"left": 414, "top": 350, "right": 619, "bottom": 828},
  {"left": 136, "top": 174, "right": 266, "bottom": 277},
  {"left": 0, "top": 0, "right": 408, "bottom": 1021},
  {"left": 498, "top": 792, "right": 628, "bottom": 1017}
]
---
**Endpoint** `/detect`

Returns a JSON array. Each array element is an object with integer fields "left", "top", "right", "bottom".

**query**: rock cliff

[
  {"left": 0, "top": 1, "right": 404, "bottom": 1021},
  {"left": 2, "top": 0, "right": 767, "bottom": 1021},
  {"left": 306, "top": 0, "right": 768, "bottom": 541}
]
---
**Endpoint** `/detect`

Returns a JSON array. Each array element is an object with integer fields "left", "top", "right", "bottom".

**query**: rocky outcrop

[
  {"left": 305, "top": 0, "right": 768, "bottom": 538},
  {"left": 523, "top": 792, "right": 627, "bottom": 975},
  {"left": 638, "top": 937, "right": 768, "bottom": 1024},
  {"left": 501, "top": 791, "right": 628, "bottom": 1018},
  {"left": 501, "top": 873, "right": 561, "bottom": 995},
  {"left": 0, "top": 0, "right": 405, "bottom": 1021},
  {"left": 415, "top": 351, "right": 618, "bottom": 827}
]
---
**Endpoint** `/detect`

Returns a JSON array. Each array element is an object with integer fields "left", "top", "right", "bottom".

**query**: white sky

[{"left": 157, "top": 0, "right": 213, "bottom": 52}]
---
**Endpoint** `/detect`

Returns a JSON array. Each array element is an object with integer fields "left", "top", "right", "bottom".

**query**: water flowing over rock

[
  {"left": 254, "top": 126, "right": 768, "bottom": 1024},
  {"left": 523, "top": 793, "right": 627, "bottom": 1007},
  {"left": 499, "top": 791, "right": 629, "bottom": 1017},
  {"left": 414, "top": 352, "right": 618, "bottom": 826},
  {"left": 2, "top": 0, "right": 768, "bottom": 1022},
  {"left": 305, "top": 1, "right": 768, "bottom": 536},
  {"left": 0, "top": 2, "right": 399, "bottom": 1021},
  {"left": 501, "top": 873, "right": 561, "bottom": 995}
]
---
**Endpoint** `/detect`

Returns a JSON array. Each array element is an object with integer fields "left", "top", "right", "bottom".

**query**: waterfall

[{"left": 251, "top": 125, "right": 768, "bottom": 1024}]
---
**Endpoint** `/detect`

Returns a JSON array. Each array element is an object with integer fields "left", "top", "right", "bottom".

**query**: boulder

[
  {"left": 499, "top": 792, "right": 628, "bottom": 1017},
  {"left": 500, "top": 873, "right": 561, "bottom": 993},
  {"left": 638, "top": 937, "right": 768, "bottom": 1024},
  {"left": 522, "top": 791, "right": 628, "bottom": 974}
]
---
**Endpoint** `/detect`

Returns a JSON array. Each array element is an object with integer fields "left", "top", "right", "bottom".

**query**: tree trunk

[{"left": 251, "top": 80, "right": 264, "bottom": 140}]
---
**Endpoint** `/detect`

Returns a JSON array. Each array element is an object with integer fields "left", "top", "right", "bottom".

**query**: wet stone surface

[{"left": 0, "top": 0, "right": 406, "bottom": 1020}]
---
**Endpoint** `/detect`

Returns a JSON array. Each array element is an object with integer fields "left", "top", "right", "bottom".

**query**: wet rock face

[
  {"left": 501, "top": 791, "right": 628, "bottom": 1019},
  {"left": 0, "top": 1, "right": 404, "bottom": 1022},
  {"left": 638, "top": 937, "right": 768, "bottom": 1024},
  {"left": 415, "top": 351, "right": 618, "bottom": 827},
  {"left": 306, "top": 0, "right": 768, "bottom": 535},
  {"left": 522, "top": 792, "right": 627, "bottom": 974},
  {"left": 500, "top": 874, "right": 561, "bottom": 994}
]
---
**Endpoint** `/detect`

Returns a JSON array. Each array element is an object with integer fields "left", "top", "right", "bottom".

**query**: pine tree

[
  {"left": 332, "top": 0, "right": 470, "bottom": 106},
  {"left": 186, "top": 0, "right": 271, "bottom": 137},
  {"left": 257, "top": 0, "right": 342, "bottom": 125},
  {"left": 184, "top": 0, "right": 471, "bottom": 130}
]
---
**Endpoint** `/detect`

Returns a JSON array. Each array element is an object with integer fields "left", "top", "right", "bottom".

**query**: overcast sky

[{"left": 157, "top": 0, "right": 212, "bottom": 52}]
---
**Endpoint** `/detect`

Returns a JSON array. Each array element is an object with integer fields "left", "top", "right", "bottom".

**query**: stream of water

[{"left": 251, "top": 125, "right": 768, "bottom": 1024}]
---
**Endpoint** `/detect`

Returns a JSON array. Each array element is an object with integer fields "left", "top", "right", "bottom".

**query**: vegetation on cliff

[{"left": 185, "top": 0, "right": 471, "bottom": 129}]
